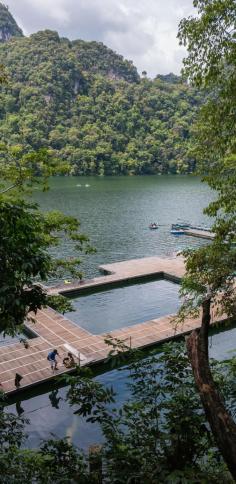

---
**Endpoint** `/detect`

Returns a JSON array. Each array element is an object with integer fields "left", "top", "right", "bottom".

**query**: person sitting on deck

[
  {"left": 63, "top": 352, "right": 76, "bottom": 368},
  {"left": 47, "top": 349, "right": 59, "bottom": 370}
]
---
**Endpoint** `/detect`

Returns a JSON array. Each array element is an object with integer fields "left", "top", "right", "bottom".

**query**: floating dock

[
  {"left": 183, "top": 228, "right": 214, "bottom": 240},
  {"left": 48, "top": 255, "right": 185, "bottom": 297},
  {"left": 0, "top": 256, "right": 223, "bottom": 396}
]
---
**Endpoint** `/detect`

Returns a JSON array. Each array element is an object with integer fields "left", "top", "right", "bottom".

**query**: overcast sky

[{"left": 6, "top": 0, "right": 195, "bottom": 77}]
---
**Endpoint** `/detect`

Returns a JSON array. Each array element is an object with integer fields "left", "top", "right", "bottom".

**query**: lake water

[
  {"left": 7, "top": 324, "right": 236, "bottom": 451},
  {"left": 0, "top": 329, "right": 36, "bottom": 347},
  {"left": 32, "top": 175, "right": 213, "bottom": 279},
  {"left": 7, "top": 175, "right": 236, "bottom": 452},
  {"left": 67, "top": 279, "right": 180, "bottom": 333}
]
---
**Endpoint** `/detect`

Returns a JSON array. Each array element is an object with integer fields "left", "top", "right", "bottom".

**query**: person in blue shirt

[{"left": 47, "top": 349, "right": 59, "bottom": 370}]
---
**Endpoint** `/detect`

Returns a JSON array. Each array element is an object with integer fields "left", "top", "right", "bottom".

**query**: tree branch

[{"left": 0, "top": 183, "right": 18, "bottom": 194}]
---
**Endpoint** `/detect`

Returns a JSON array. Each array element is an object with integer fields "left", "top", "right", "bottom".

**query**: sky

[{"left": 6, "top": 0, "right": 195, "bottom": 77}]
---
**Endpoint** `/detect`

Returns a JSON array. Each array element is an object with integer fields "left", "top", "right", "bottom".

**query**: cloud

[{"left": 6, "top": 0, "right": 194, "bottom": 76}]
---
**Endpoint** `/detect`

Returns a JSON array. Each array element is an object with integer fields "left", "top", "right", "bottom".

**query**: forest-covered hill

[
  {"left": 0, "top": 3, "right": 23, "bottom": 42},
  {"left": 0, "top": 3, "right": 201, "bottom": 175}
]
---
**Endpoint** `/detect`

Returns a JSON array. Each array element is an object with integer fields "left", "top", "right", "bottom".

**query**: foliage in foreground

[
  {"left": 0, "top": 144, "right": 94, "bottom": 336},
  {"left": 1, "top": 342, "right": 235, "bottom": 483},
  {"left": 0, "top": 197, "right": 92, "bottom": 334},
  {"left": 177, "top": 0, "right": 236, "bottom": 321},
  {"left": 176, "top": 2, "right": 236, "bottom": 476}
]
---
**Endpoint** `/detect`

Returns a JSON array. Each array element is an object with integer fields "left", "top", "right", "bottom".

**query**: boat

[
  {"left": 172, "top": 222, "right": 190, "bottom": 230},
  {"left": 149, "top": 222, "right": 159, "bottom": 230},
  {"left": 170, "top": 223, "right": 189, "bottom": 235},
  {"left": 170, "top": 222, "right": 191, "bottom": 235},
  {"left": 171, "top": 229, "right": 185, "bottom": 235}
]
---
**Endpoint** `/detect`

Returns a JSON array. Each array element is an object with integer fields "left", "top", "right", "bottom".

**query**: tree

[
  {"left": 0, "top": 10, "right": 200, "bottom": 176},
  {"left": 1, "top": 342, "right": 235, "bottom": 482},
  {"left": 178, "top": 0, "right": 236, "bottom": 477},
  {"left": 0, "top": 143, "right": 93, "bottom": 335},
  {"left": 63, "top": 341, "right": 234, "bottom": 482}
]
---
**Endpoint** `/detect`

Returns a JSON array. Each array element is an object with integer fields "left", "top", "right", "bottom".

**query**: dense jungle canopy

[{"left": 0, "top": 3, "right": 201, "bottom": 175}]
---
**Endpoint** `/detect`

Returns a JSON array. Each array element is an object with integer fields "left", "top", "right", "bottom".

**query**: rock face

[{"left": 0, "top": 3, "right": 23, "bottom": 42}]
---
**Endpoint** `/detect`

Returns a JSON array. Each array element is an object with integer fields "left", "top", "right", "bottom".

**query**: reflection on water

[
  {"left": 48, "top": 389, "right": 63, "bottom": 410},
  {"left": 6, "top": 324, "right": 236, "bottom": 451}
]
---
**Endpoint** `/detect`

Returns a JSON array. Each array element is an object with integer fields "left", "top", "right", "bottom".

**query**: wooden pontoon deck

[{"left": 0, "top": 256, "right": 223, "bottom": 396}]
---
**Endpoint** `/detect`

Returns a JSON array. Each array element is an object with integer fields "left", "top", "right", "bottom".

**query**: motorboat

[
  {"left": 172, "top": 222, "right": 190, "bottom": 230},
  {"left": 149, "top": 222, "right": 159, "bottom": 230},
  {"left": 171, "top": 229, "right": 185, "bottom": 235},
  {"left": 170, "top": 223, "right": 189, "bottom": 235},
  {"left": 170, "top": 222, "right": 212, "bottom": 235}
]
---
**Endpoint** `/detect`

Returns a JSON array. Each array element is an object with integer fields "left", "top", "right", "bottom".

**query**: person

[
  {"left": 47, "top": 349, "right": 59, "bottom": 370},
  {"left": 63, "top": 352, "right": 75, "bottom": 368},
  {"left": 15, "top": 373, "right": 23, "bottom": 388}
]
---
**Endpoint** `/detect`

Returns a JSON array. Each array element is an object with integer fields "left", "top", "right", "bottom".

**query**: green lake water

[
  {"left": 7, "top": 324, "right": 236, "bottom": 451},
  {"left": 6, "top": 175, "right": 236, "bottom": 451},
  {"left": 67, "top": 279, "right": 181, "bottom": 333},
  {"left": 32, "top": 175, "right": 213, "bottom": 279}
]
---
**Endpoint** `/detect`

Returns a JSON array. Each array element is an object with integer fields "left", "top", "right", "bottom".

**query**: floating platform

[
  {"left": 48, "top": 256, "right": 185, "bottom": 297},
  {"left": 0, "top": 256, "right": 224, "bottom": 396},
  {"left": 183, "top": 228, "right": 214, "bottom": 240}
]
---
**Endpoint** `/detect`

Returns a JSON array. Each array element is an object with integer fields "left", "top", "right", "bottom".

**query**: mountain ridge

[
  {"left": 0, "top": 6, "right": 200, "bottom": 175},
  {"left": 0, "top": 3, "right": 23, "bottom": 42}
]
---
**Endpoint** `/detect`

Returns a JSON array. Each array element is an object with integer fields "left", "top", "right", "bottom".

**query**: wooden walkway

[
  {"left": 0, "top": 256, "right": 222, "bottom": 396},
  {"left": 48, "top": 256, "right": 186, "bottom": 296}
]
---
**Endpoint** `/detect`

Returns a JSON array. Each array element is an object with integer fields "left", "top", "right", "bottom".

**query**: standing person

[
  {"left": 47, "top": 349, "right": 59, "bottom": 370},
  {"left": 15, "top": 373, "right": 23, "bottom": 388}
]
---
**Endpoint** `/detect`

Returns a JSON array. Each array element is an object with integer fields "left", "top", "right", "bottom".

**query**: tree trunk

[{"left": 187, "top": 298, "right": 236, "bottom": 479}]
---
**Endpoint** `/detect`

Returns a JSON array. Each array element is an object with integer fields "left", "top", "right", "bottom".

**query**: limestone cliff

[{"left": 0, "top": 3, "right": 23, "bottom": 42}]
